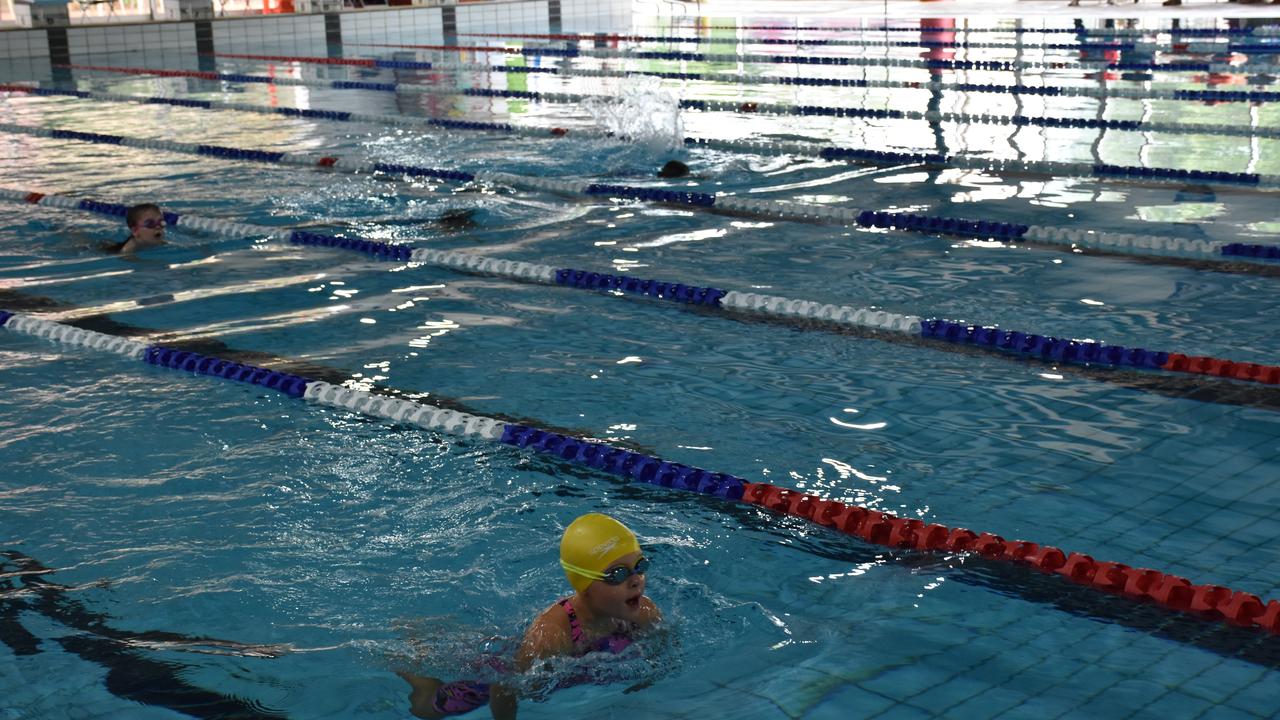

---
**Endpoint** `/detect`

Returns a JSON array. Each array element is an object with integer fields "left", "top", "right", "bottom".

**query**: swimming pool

[{"left": 2, "top": 1, "right": 1280, "bottom": 717}]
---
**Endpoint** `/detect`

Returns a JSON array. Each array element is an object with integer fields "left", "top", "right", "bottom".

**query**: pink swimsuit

[{"left": 430, "top": 598, "right": 634, "bottom": 715}]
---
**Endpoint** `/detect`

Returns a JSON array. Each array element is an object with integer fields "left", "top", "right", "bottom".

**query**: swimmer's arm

[{"left": 488, "top": 611, "right": 574, "bottom": 720}]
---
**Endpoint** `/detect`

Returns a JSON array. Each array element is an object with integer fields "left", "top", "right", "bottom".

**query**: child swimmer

[{"left": 400, "top": 513, "right": 662, "bottom": 719}]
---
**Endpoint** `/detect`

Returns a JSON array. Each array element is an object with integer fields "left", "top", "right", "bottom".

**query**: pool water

[{"left": 2, "top": 4, "right": 1280, "bottom": 718}]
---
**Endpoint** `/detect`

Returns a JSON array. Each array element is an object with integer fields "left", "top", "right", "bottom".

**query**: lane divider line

[
  {"left": 345, "top": 40, "right": 1279, "bottom": 76},
  {"left": 1, "top": 310, "right": 1276, "bottom": 635},
  {"left": 5, "top": 118, "right": 1278, "bottom": 271},
  {"left": 4, "top": 186, "right": 1278, "bottom": 390},
  {"left": 53, "top": 64, "right": 1280, "bottom": 142},
  {"left": 205, "top": 54, "right": 1280, "bottom": 187}
]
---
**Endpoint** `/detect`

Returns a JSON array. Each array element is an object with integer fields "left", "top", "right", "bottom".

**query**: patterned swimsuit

[{"left": 430, "top": 597, "right": 634, "bottom": 715}]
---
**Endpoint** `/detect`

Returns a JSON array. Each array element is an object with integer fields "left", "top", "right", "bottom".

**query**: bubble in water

[{"left": 581, "top": 77, "right": 684, "bottom": 153}]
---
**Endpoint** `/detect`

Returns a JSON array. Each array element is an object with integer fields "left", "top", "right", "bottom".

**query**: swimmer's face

[
  {"left": 129, "top": 210, "right": 166, "bottom": 248},
  {"left": 583, "top": 551, "right": 647, "bottom": 622}
]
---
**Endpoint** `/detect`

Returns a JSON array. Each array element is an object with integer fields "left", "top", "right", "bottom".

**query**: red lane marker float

[
  {"left": 740, "top": 481, "right": 1280, "bottom": 634},
  {"left": 1163, "top": 353, "right": 1280, "bottom": 385},
  {"left": 24, "top": 192, "right": 45, "bottom": 204},
  {"left": 316, "top": 157, "right": 338, "bottom": 167}
]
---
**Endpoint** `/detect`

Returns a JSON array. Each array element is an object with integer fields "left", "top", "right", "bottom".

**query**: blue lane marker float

[
  {"left": 920, "top": 319, "right": 1169, "bottom": 369},
  {"left": 853, "top": 210, "right": 1029, "bottom": 240},
  {"left": 584, "top": 184, "right": 717, "bottom": 208},
  {"left": 143, "top": 346, "right": 311, "bottom": 398},
  {"left": 553, "top": 268, "right": 728, "bottom": 306},
  {"left": 499, "top": 425, "right": 745, "bottom": 500}
]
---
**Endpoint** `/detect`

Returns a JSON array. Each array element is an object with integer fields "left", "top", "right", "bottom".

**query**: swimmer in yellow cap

[{"left": 400, "top": 512, "right": 662, "bottom": 719}]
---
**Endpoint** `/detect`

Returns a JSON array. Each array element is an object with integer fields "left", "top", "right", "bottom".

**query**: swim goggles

[
  {"left": 562, "top": 556, "right": 650, "bottom": 585},
  {"left": 139, "top": 218, "right": 166, "bottom": 229}
]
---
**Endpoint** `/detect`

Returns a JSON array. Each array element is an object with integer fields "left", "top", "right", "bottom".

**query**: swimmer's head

[
  {"left": 657, "top": 160, "right": 689, "bottom": 179},
  {"left": 560, "top": 513, "right": 641, "bottom": 593},
  {"left": 126, "top": 202, "right": 166, "bottom": 248}
]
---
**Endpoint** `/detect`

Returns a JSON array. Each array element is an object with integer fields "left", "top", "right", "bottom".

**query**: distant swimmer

[
  {"left": 102, "top": 203, "right": 168, "bottom": 254},
  {"left": 399, "top": 513, "right": 662, "bottom": 719},
  {"left": 657, "top": 160, "right": 690, "bottom": 179}
]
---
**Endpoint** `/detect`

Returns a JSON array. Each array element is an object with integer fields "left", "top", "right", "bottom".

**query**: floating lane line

[
  {"left": 462, "top": 30, "right": 1280, "bottom": 59},
  {"left": 453, "top": 30, "right": 1141, "bottom": 52},
  {"left": 204, "top": 52, "right": 1280, "bottom": 106},
  {"left": 50, "top": 67, "right": 1280, "bottom": 195},
  {"left": 629, "top": 23, "right": 1278, "bottom": 37},
  {"left": 4, "top": 186, "right": 1279, "bottom": 393},
  {"left": 53, "top": 64, "right": 1280, "bottom": 143},
  {"left": 345, "top": 41, "right": 1277, "bottom": 75},
  {"left": 464, "top": 29, "right": 1280, "bottom": 53},
  {"left": 197, "top": 55, "right": 1280, "bottom": 189},
  {"left": 3, "top": 118, "right": 1278, "bottom": 273},
  {"left": 1, "top": 309, "right": 1276, "bottom": 636}
]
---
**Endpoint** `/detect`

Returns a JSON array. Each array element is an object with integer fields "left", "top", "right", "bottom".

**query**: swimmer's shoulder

[
  {"left": 516, "top": 601, "right": 575, "bottom": 665},
  {"left": 101, "top": 238, "right": 129, "bottom": 254}
]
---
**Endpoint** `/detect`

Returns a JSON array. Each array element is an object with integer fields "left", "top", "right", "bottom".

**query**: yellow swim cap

[{"left": 560, "top": 513, "right": 641, "bottom": 592}]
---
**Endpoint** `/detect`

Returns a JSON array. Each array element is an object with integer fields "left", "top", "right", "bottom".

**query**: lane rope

[
  {"left": 347, "top": 41, "right": 1279, "bottom": 75},
  {"left": 454, "top": 31, "right": 1145, "bottom": 52},
  {"left": 1, "top": 310, "right": 1276, "bottom": 635},
  {"left": 4, "top": 186, "right": 1279, "bottom": 390},
  {"left": 39, "top": 68, "right": 1280, "bottom": 193},
  {"left": 209, "top": 51, "right": 1280, "bottom": 106},
  {"left": 629, "top": 24, "right": 1279, "bottom": 37},
  {"left": 8, "top": 121, "right": 1280, "bottom": 273},
  {"left": 3, "top": 122, "right": 1277, "bottom": 272},
  {"left": 54, "top": 65, "right": 1280, "bottom": 142}
]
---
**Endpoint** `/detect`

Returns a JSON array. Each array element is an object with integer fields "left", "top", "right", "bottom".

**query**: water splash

[{"left": 581, "top": 77, "right": 684, "bottom": 153}]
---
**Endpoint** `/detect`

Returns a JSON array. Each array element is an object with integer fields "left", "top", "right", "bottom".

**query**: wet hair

[
  {"left": 657, "top": 160, "right": 689, "bottom": 179},
  {"left": 125, "top": 203, "right": 163, "bottom": 229}
]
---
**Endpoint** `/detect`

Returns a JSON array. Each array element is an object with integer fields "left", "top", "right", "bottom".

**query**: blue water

[{"left": 2, "top": 9, "right": 1280, "bottom": 719}]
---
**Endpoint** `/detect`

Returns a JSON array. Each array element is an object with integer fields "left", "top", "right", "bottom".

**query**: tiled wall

[
  {"left": 0, "top": 0, "right": 632, "bottom": 64},
  {"left": 454, "top": 0, "right": 546, "bottom": 35},
  {"left": 342, "top": 6, "right": 442, "bottom": 45},
  {"left": 0, "top": 27, "right": 46, "bottom": 59},
  {"left": 212, "top": 13, "right": 326, "bottom": 54},
  {"left": 560, "top": 0, "right": 628, "bottom": 32},
  {"left": 68, "top": 22, "right": 196, "bottom": 55}
]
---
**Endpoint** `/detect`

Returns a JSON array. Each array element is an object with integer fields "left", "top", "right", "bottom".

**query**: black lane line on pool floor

[
  {"left": 0, "top": 552, "right": 290, "bottom": 720},
  {"left": 5, "top": 289, "right": 1279, "bottom": 664}
]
